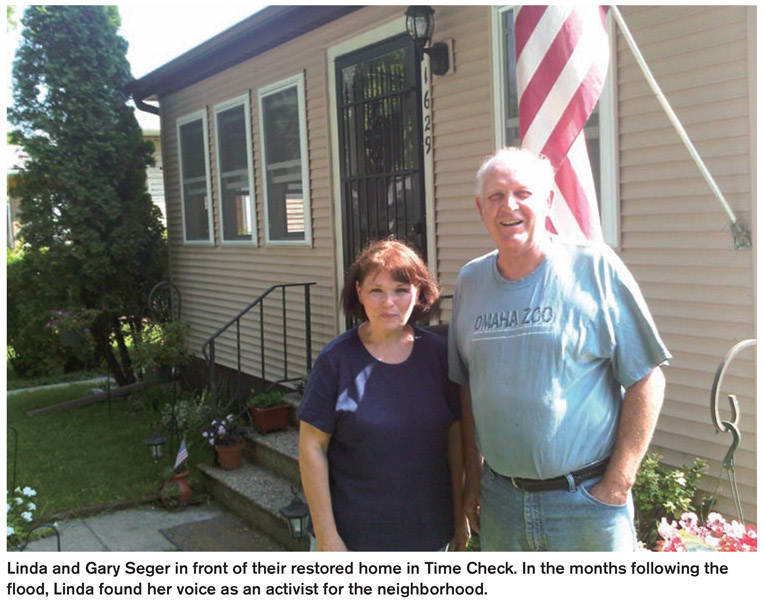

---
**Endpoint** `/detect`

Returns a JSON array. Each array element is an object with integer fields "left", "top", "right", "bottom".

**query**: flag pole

[{"left": 611, "top": 6, "right": 752, "bottom": 250}]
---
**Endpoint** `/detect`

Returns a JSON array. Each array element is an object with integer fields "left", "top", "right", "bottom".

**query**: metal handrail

[{"left": 201, "top": 282, "right": 316, "bottom": 409}]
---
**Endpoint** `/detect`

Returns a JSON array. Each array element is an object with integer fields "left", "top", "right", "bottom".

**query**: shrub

[
  {"left": 6, "top": 248, "right": 96, "bottom": 378},
  {"left": 6, "top": 486, "right": 39, "bottom": 550},
  {"left": 633, "top": 452, "right": 708, "bottom": 549}
]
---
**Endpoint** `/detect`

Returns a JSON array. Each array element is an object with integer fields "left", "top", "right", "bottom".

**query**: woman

[{"left": 298, "top": 239, "right": 468, "bottom": 551}]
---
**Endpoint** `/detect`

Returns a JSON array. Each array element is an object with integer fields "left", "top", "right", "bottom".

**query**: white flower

[
  {"left": 22, "top": 487, "right": 37, "bottom": 497},
  {"left": 6, "top": 503, "right": 10, "bottom": 514},
  {"left": 658, "top": 517, "right": 678, "bottom": 540},
  {"left": 27, "top": 503, "right": 36, "bottom": 511},
  {"left": 7, "top": 526, "right": 15, "bottom": 537},
  {"left": 21, "top": 511, "right": 33, "bottom": 522},
  {"left": 15, "top": 497, "right": 23, "bottom": 505}
]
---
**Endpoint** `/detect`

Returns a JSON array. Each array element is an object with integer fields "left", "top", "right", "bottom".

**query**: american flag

[
  {"left": 515, "top": 5, "right": 610, "bottom": 241},
  {"left": 174, "top": 437, "right": 189, "bottom": 470}
]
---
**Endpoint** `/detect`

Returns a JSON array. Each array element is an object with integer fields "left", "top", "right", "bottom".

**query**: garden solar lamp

[
  {"left": 143, "top": 431, "right": 167, "bottom": 461},
  {"left": 280, "top": 487, "right": 310, "bottom": 540}
]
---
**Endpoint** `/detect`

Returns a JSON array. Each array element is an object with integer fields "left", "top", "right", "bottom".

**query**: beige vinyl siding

[
  {"left": 617, "top": 6, "right": 756, "bottom": 521},
  {"left": 430, "top": 6, "right": 497, "bottom": 293},
  {"left": 158, "top": 5, "right": 404, "bottom": 385}
]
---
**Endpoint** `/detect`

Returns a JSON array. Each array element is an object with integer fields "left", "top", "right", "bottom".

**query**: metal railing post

[
  {"left": 305, "top": 283, "right": 313, "bottom": 372},
  {"left": 208, "top": 340, "right": 217, "bottom": 411},
  {"left": 282, "top": 286, "right": 288, "bottom": 380}
]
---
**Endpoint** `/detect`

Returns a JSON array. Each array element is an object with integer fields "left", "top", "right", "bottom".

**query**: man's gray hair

[{"left": 475, "top": 147, "right": 555, "bottom": 197}]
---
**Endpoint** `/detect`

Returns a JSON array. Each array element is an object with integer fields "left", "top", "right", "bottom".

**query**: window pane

[
  {"left": 262, "top": 86, "right": 305, "bottom": 241},
  {"left": 179, "top": 118, "right": 210, "bottom": 241},
  {"left": 216, "top": 104, "right": 253, "bottom": 241},
  {"left": 503, "top": 9, "right": 520, "bottom": 146}
]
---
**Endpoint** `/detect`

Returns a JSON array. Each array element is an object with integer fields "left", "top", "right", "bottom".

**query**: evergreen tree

[{"left": 8, "top": 6, "right": 167, "bottom": 385}]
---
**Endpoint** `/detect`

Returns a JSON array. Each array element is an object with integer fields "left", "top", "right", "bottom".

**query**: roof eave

[{"left": 128, "top": 5, "right": 364, "bottom": 100}]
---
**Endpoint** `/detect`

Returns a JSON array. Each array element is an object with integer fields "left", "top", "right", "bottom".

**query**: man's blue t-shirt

[
  {"left": 299, "top": 325, "right": 460, "bottom": 551},
  {"left": 449, "top": 241, "right": 671, "bottom": 480}
]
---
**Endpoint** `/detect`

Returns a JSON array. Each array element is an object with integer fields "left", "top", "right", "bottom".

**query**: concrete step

[
  {"left": 244, "top": 426, "right": 300, "bottom": 486},
  {"left": 200, "top": 392, "right": 306, "bottom": 551},
  {"left": 199, "top": 459, "right": 309, "bottom": 552}
]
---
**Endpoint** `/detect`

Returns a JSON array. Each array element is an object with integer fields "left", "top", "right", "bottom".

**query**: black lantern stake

[
  {"left": 143, "top": 431, "right": 167, "bottom": 461},
  {"left": 405, "top": 5, "right": 450, "bottom": 76},
  {"left": 279, "top": 486, "right": 310, "bottom": 540}
]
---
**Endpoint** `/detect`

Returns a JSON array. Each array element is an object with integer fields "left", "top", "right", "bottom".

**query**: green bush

[
  {"left": 6, "top": 247, "right": 96, "bottom": 378},
  {"left": 633, "top": 452, "right": 708, "bottom": 549}
]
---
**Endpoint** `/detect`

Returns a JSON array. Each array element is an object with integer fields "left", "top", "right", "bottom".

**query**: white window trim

[
  {"left": 177, "top": 109, "right": 214, "bottom": 245},
  {"left": 257, "top": 73, "right": 312, "bottom": 246},
  {"left": 490, "top": 6, "right": 620, "bottom": 247},
  {"left": 214, "top": 94, "right": 257, "bottom": 245}
]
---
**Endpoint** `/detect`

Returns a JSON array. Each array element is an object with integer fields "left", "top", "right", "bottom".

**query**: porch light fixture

[
  {"left": 143, "top": 431, "right": 167, "bottom": 461},
  {"left": 279, "top": 486, "right": 310, "bottom": 540},
  {"left": 405, "top": 5, "right": 450, "bottom": 76}
]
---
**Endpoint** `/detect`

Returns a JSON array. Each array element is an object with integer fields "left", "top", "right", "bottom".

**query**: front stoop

[
  {"left": 199, "top": 400, "right": 308, "bottom": 551},
  {"left": 199, "top": 460, "right": 308, "bottom": 551}
]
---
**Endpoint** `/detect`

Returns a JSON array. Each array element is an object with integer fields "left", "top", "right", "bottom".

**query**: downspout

[
  {"left": 129, "top": 85, "right": 172, "bottom": 292},
  {"left": 133, "top": 92, "right": 160, "bottom": 116}
]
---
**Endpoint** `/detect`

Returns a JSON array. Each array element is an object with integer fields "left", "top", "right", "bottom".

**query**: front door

[{"left": 335, "top": 34, "right": 427, "bottom": 272}]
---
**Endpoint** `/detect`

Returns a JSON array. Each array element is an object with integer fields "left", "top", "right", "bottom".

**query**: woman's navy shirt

[{"left": 298, "top": 325, "right": 460, "bottom": 551}]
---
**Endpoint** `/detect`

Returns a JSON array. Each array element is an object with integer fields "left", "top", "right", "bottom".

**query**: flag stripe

[
  {"left": 517, "top": 10, "right": 584, "bottom": 143},
  {"left": 541, "top": 64, "right": 607, "bottom": 164},
  {"left": 514, "top": 5, "right": 545, "bottom": 58}
]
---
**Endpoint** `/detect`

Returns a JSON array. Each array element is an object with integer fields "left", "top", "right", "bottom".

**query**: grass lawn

[{"left": 7, "top": 381, "right": 209, "bottom": 520}]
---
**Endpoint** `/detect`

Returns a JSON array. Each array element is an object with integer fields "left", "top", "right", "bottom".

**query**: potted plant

[
  {"left": 202, "top": 414, "right": 248, "bottom": 470},
  {"left": 160, "top": 466, "right": 194, "bottom": 510},
  {"left": 247, "top": 389, "right": 290, "bottom": 434},
  {"left": 132, "top": 319, "right": 191, "bottom": 383}
]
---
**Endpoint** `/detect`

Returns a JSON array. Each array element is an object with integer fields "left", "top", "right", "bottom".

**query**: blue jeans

[{"left": 480, "top": 465, "right": 637, "bottom": 551}]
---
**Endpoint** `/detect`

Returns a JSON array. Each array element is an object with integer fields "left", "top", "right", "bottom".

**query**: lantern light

[{"left": 405, "top": 6, "right": 450, "bottom": 76}]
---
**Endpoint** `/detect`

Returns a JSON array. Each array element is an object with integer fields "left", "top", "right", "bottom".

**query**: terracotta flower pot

[
  {"left": 249, "top": 403, "right": 290, "bottom": 434},
  {"left": 160, "top": 469, "right": 194, "bottom": 509},
  {"left": 215, "top": 442, "right": 245, "bottom": 470}
]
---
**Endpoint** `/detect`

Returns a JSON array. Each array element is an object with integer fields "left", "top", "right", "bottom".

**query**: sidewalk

[{"left": 22, "top": 503, "right": 226, "bottom": 552}]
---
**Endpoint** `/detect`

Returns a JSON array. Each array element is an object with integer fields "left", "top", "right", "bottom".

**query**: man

[{"left": 448, "top": 147, "right": 670, "bottom": 551}]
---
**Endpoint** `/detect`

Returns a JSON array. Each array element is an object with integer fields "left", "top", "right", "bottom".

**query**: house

[
  {"left": 129, "top": 5, "right": 757, "bottom": 522},
  {"left": 6, "top": 127, "right": 167, "bottom": 247},
  {"left": 142, "top": 128, "right": 167, "bottom": 224},
  {"left": 6, "top": 145, "right": 27, "bottom": 249}
]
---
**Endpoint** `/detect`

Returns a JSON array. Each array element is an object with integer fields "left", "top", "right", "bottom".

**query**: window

[
  {"left": 492, "top": 7, "right": 619, "bottom": 245},
  {"left": 258, "top": 74, "right": 312, "bottom": 245},
  {"left": 177, "top": 111, "right": 213, "bottom": 243},
  {"left": 214, "top": 95, "right": 256, "bottom": 243}
]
